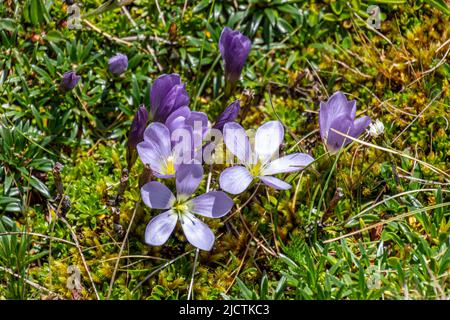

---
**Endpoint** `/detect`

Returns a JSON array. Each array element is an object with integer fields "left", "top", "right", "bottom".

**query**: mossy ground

[{"left": 0, "top": 1, "right": 449, "bottom": 300}]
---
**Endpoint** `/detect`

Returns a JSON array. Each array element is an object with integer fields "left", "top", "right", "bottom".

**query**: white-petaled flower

[{"left": 367, "top": 119, "right": 384, "bottom": 137}]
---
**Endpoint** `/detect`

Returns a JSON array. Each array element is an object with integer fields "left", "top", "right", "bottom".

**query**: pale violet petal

[
  {"left": 261, "top": 153, "right": 314, "bottom": 176},
  {"left": 219, "top": 166, "right": 253, "bottom": 194},
  {"left": 187, "top": 191, "right": 234, "bottom": 218},
  {"left": 259, "top": 176, "right": 291, "bottom": 190},
  {"left": 143, "top": 122, "right": 172, "bottom": 158},
  {"left": 141, "top": 181, "right": 175, "bottom": 209},
  {"left": 180, "top": 213, "right": 215, "bottom": 251},
  {"left": 223, "top": 122, "right": 251, "bottom": 164},
  {"left": 176, "top": 163, "right": 204, "bottom": 198},
  {"left": 254, "top": 121, "right": 284, "bottom": 162},
  {"left": 144, "top": 210, "right": 178, "bottom": 246}
]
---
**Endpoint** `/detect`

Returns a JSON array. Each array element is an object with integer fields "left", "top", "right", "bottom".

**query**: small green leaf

[
  {"left": 29, "top": 176, "right": 50, "bottom": 198},
  {"left": 0, "top": 18, "right": 18, "bottom": 32}
]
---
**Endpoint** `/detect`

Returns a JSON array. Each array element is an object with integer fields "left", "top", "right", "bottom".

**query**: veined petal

[
  {"left": 326, "top": 115, "right": 354, "bottom": 153},
  {"left": 180, "top": 213, "right": 215, "bottom": 251},
  {"left": 137, "top": 140, "right": 167, "bottom": 175},
  {"left": 259, "top": 176, "right": 291, "bottom": 190},
  {"left": 141, "top": 181, "right": 175, "bottom": 209},
  {"left": 143, "top": 122, "right": 171, "bottom": 158},
  {"left": 223, "top": 122, "right": 251, "bottom": 164},
  {"left": 176, "top": 163, "right": 204, "bottom": 198},
  {"left": 144, "top": 210, "right": 178, "bottom": 246},
  {"left": 261, "top": 153, "right": 314, "bottom": 176},
  {"left": 187, "top": 191, "right": 234, "bottom": 218},
  {"left": 255, "top": 121, "right": 284, "bottom": 163},
  {"left": 219, "top": 166, "right": 253, "bottom": 195}
]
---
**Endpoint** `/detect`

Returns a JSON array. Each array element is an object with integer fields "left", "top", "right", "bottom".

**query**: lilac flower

[
  {"left": 219, "top": 27, "right": 251, "bottom": 92},
  {"left": 319, "top": 91, "right": 371, "bottom": 153},
  {"left": 150, "top": 74, "right": 189, "bottom": 123},
  {"left": 219, "top": 121, "right": 314, "bottom": 194},
  {"left": 128, "top": 105, "right": 149, "bottom": 148},
  {"left": 60, "top": 71, "right": 80, "bottom": 92},
  {"left": 137, "top": 122, "right": 194, "bottom": 178},
  {"left": 213, "top": 100, "right": 240, "bottom": 131},
  {"left": 108, "top": 53, "right": 128, "bottom": 75},
  {"left": 142, "top": 164, "right": 234, "bottom": 251}
]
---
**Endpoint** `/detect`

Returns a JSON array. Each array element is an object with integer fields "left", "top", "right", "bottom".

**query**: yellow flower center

[
  {"left": 249, "top": 159, "right": 263, "bottom": 177},
  {"left": 173, "top": 201, "right": 187, "bottom": 214},
  {"left": 165, "top": 156, "right": 175, "bottom": 175}
]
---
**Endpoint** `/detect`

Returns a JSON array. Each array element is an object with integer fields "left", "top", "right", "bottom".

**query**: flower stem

[{"left": 187, "top": 164, "right": 213, "bottom": 300}]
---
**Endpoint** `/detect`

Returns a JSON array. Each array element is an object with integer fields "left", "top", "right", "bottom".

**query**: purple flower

[
  {"left": 150, "top": 74, "right": 189, "bottom": 123},
  {"left": 213, "top": 100, "right": 240, "bottom": 131},
  {"left": 319, "top": 91, "right": 371, "bottom": 153},
  {"left": 128, "top": 105, "right": 149, "bottom": 148},
  {"left": 60, "top": 71, "right": 80, "bottom": 92},
  {"left": 219, "top": 27, "right": 251, "bottom": 90},
  {"left": 141, "top": 164, "right": 234, "bottom": 251},
  {"left": 219, "top": 121, "right": 314, "bottom": 194},
  {"left": 137, "top": 122, "right": 195, "bottom": 178},
  {"left": 108, "top": 53, "right": 128, "bottom": 75}
]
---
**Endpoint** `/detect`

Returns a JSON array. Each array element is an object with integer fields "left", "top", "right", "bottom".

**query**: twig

[{"left": 82, "top": 19, "right": 133, "bottom": 47}]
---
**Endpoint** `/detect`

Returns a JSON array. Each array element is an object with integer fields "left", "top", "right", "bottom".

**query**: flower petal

[
  {"left": 165, "top": 106, "right": 191, "bottom": 133},
  {"left": 350, "top": 116, "right": 371, "bottom": 139},
  {"left": 223, "top": 122, "right": 251, "bottom": 163},
  {"left": 143, "top": 122, "right": 171, "bottom": 158},
  {"left": 261, "top": 153, "right": 314, "bottom": 176},
  {"left": 187, "top": 191, "right": 234, "bottom": 218},
  {"left": 259, "top": 176, "right": 291, "bottom": 190},
  {"left": 138, "top": 123, "right": 173, "bottom": 175},
  {"left": 181, "top": 213, "right": 215, "bottom": 251},
  {"left": 141, "top": 181, "right": 175, "bottom": 209},
  {"left": 213, "top": 100, "right": 240, "bottom": 131},
  {"left": 150, "top": 74, "right": 182, "bottom": 118},
  {"left": 255, "top": 121, "right": 284, "bottom": 163},
  {"left": 137, "top": 141, "right": 163, "bottom": 174},
  {"left": 326, "top": 115, "right": 354, "bottom": 153},
  {"left": 219, "top": 166, "right": 253, "bottom": 194},
  {"left": 175, "top": 163, "right": 204, "bottom": 198},
  {"left": 319, "top": 91, "right": 355, "bottom": 140},
  {"left": 144, "top": 210, "right": 178, "bottom": 246},
  {"left": 186, "top": 111, "right": 209, "bottom": 149}
]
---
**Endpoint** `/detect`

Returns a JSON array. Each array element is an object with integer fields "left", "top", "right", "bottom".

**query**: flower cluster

[{"left": 124, "top": 28, "right": 372, "bottom": 251}]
